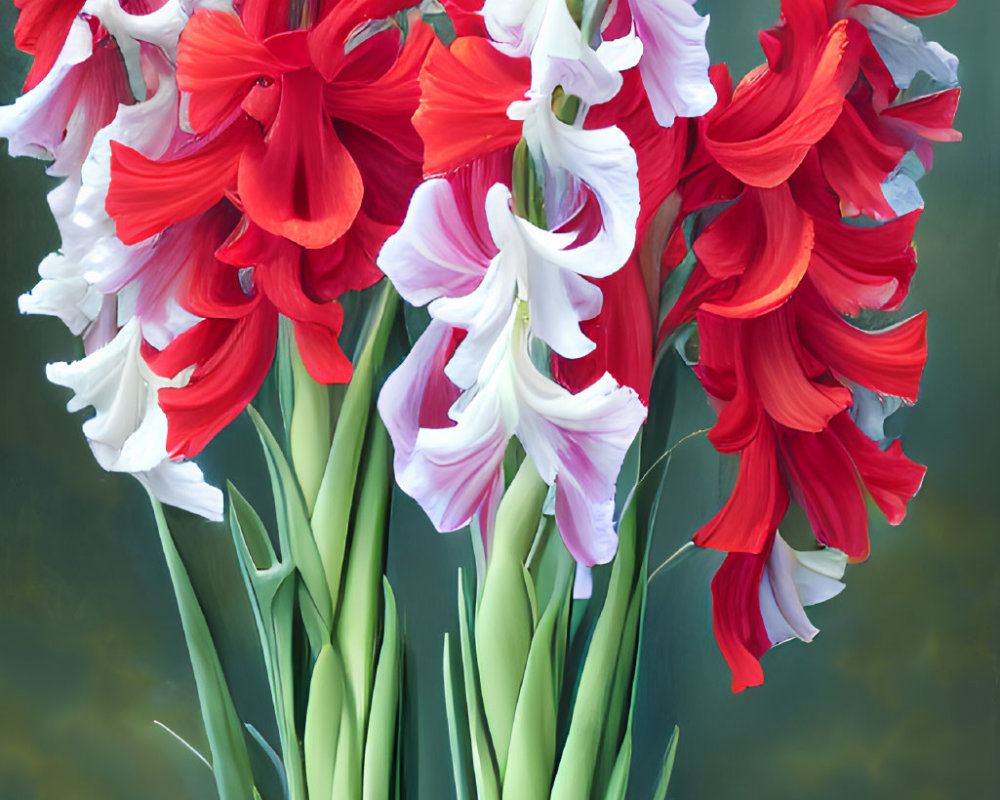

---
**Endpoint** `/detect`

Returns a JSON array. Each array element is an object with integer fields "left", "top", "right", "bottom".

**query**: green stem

[{"left": 311, "top": 281, "right": 399, "bottom": 619}]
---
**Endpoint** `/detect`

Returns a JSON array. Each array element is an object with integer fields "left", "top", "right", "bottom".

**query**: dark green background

[{"left": 1, "top": 2, "right": 996, "bottom": 798}]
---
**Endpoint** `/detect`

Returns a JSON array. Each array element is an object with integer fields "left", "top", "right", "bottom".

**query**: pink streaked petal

[
  {"left": 377, "top": 175, "right": 498, "bottom": 308},
  {"left": 512, "top": 329, "right": 646, "bottom": 565},
  {"left": 628, "top": 0, "right": 716, "bottom": 126}
]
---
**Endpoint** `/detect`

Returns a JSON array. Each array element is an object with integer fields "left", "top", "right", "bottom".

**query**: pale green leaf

[
  {"left": 362, "top": 579, "right": 401, "bottom": 800},
  {"left": 304, "top": 643, "right": 345, "bottom": 800},
  {"left": 652, "top": 726, "right": 680, "bottom": 800}
]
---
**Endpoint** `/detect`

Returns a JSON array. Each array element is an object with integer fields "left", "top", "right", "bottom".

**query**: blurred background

[{"left": 1, "top": 1, "right": 996, "bottom": 798}]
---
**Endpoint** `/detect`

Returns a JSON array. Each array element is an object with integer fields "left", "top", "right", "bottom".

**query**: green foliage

[{"left": 147, "top": 494, "right": 257, "bottom": 800}]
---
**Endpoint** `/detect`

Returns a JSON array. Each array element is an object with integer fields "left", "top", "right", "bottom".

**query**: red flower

[
  {"left": 106, "top": 5, "right": 432, "bottom": 457},
  {"left": 413, "top": 32, "right": 529, "bottom": 177}
]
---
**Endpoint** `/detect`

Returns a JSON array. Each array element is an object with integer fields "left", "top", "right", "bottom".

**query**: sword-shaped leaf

[
  {"left": 362, "top": 578, "right": 402, "bottom": 800},
  {"left": 148, "top": 493, "right": 257, "bottom": 800}
]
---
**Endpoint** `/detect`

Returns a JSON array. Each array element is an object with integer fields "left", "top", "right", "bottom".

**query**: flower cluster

[
  {"left": 660, "top": 0, "right": 960, "bottom": 691},
  {"left": 4, "top": 0, "right": 432, "bottom": 517},
  {"left": 2, "top": 0, "right": 960, "bottom": 693},
  {"left": 376, "top": 0, "right": 715, "bottom": 566}
]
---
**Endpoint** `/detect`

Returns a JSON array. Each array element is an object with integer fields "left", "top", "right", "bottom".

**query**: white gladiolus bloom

[
  {"left": 379, "top": 313, "right": 645, "bottom": 566},
  {"left": 758, "top": 534, "right": 848, "bottom": 647},
  {"left": 46, "top": 319, "right": 223, "bottom": 520}
]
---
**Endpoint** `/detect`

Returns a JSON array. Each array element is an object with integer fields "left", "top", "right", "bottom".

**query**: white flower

[
  {"left": 379, "top": 312, "right": 645, "bottom": 565},
  {"left": 46, "top": 319, "right": 223, "bottom": 520},
  {"left": 758, "top": 533, "right": 847, "bottom": 647}
]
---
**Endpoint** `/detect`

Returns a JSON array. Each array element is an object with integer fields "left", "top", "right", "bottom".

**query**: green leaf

[
  {"left": 245, "top": 723, "right": 288, "bottom": 800},
  {"left": 312, "top": 281, "right": 398, "bottom": 615},
  {"left": 289, "top": 329, "right": 331, "bottom": 516},
  {"left": 336, "top": 418, "right": 392, "bottom": 732},
  {"left": 362, "top": 579, "right": 402, "bottom": 800},
  {"left": 247, "top": 404, "right": 332, "bottom": 635},
  {"left": 331, "top": 697, "right": 362, "bottom": 800},
  {"left": 475, "top": 460, "right": 547, "bottom": 776},
  {"left": 502, "top": 547, "right": 573, "bottom": 800},
  {"left": 457, "top": 570, "right": 501, "bottom": 800},
  {"left": 593, "top": 580, "right": 642, "bottom": 796},
  {"left": 277, "top": 316, "right": 296, "bottom": 445},
  {"left": 443, "top": 635, "right": 475, "bottom": 800},
  {"left": 304, "top": 643, "right": 345, "bottom": 800},
  {"left": 227, "top": 483, "right": 306, "bottom": 800},
  {"left": 602, "top": 732, "right": 632, "bottom": 800},
  {"left": 147, "top": 493, "right": 257, "bottom": 800},
  {"left": 549, "top": 501, "right": 638, "bottom": 800},
  {"left": 652, "top": 726, "right": 680, "bottom": 800}
]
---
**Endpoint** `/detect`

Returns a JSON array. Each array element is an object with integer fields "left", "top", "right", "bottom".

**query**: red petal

[
  {"left": 698, "top": 184, "right": 815, "bottom": 318},
  {"left": 695, "top": 422, "right": 789, "bottom": 555},
  {"left": 239, "top": 0, "right": 291, "bottom": 40},
  {"left": 147, "top": 305, "right": 278, "bottom": 458},
  {"left": 808, "top": 210, "right": 919, "bottom": 314},
  {"left": 107, "top": 125, "right": 250, "bottom": 245},
  {"left": 256, "top": 245, "right": 353, "bottom": 384},
  {"left": 13, "top": 0, "right": 85, "bottom": 91},
  {"left": 706, "top": 20, "right": 861, "bottom": 188},
  {"left": 414, "top": 35, "right": 529, "bottom": 176},
  {"left": 175, "top": 205, "right": 256, "bottom": 319},
  {"left": 308, "top": 0, "right": 413, "bottom": 81},
  {"left": 747, "top": 304, "right": 852, "bottom": 432},
  {"left": 303, "top": 211, "right": 391, "bottom": 300},
  {"left": 177, "top": 9, "right": 282, "bottom": 133},
  {"left": 440, "top": 0, "right": 489, "bottom": 37},
  {"left": 818, "top": 100, "right": 904, "bottom": 219},
  {"left": 880, "top": 88, "right": 962, "bottom": 143},
  {"left": 796, "top": 285, "right": 926, "bottom": 402},
  {"left": 779, "top": 425, "right": 870, "bottom": 560},
  {"left": 238, "top": 68, "right": 362, "bottom": 248},
  {"left": 711, "top": 547, "right": 773, "bottom": 693},
  {"left": 831, "top": 413, "right": 927, "bottom": 525}
]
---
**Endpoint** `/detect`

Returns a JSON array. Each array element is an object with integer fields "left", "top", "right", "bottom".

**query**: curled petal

[
  {"left": 177, "top": 8, "right": 281, "bottom": 132},
  {"left": 695, "top": 421, "right": 789, "bottom": 554},
  {"left": 238, "top": 69, "right": 363, "bottom": 249},
  {"left": 108, "top": 123, "right": 251, "bottom": 244},
  {"left": 414, "top": 35, "right": 529, "bottom": 176},
  {"left": 628, "top": 0, "right": 716, "bottom": 125},
  {"left": 697, "top": 185, "right": 815, "bottom": 318},
  {"left": 512, "top": 326, "right": 646, "bottom": 565},
  {"left": 145, "top": 304, "right": 278, "bottom": 458},
  {"left": 705, "top": 20, "right": 862, "bottom": 187},
  {"left": 46, "top": 319, "right": 222, "bottom": 519}
]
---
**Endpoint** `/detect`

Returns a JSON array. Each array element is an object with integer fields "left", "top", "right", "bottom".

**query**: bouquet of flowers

[{"left": 1, "top": 0, "right": 961, "bottom": 796}]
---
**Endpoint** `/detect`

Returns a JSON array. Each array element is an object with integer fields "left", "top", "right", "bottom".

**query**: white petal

[
  {"left": 760, "top": 533, "right": 847, "bottom": 647},
  {"left": 629, "top": 0, "right": 716, "bottom": 125},
  {"left": 517, "top": 117, "right": 640, "bottom": 278},
  {"left": 573, "top": 563, "right": 594, "bottom": 599},
  {"left": 135, "top": 460, "right": 224, "bottom": 521},
  {"left": 377, "top": 178, "right": 495, "bottom": 308},
  {"left": 405, "top": 382, "right": 510, "bottom": 533},
  {"left": 849, "top": 5, "right": 959, "bottom": 90},
  {"left": 511, "top": 320, "right": 646, "bottom": 564},
  {"left": 45, "top": 320, "right": 220, "bottom": 519},
  {"left": 0, "top": 19, "right": 94, "bottom": 173}
]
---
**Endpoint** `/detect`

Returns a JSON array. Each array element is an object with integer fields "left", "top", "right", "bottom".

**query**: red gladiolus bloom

[{"left": 107, "top": 2, "right": 432, "bottom": 457}]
